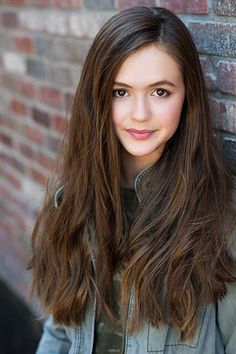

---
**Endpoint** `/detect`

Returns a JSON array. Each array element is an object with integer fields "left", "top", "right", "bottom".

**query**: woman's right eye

[{"left": 112, "top": 89, "right": 128, "bottom": 97}]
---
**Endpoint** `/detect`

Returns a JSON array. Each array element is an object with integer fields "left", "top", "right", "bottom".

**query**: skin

[{"left": 111, "top": 43, "right": 185, "bottom": 188}]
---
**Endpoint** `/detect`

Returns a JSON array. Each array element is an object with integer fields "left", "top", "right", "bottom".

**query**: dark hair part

[{"left": 29, "top": 7, "right": 236, "bottom": 340}]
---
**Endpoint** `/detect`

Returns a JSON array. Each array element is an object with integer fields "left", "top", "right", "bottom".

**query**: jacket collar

[{"left": 54, "top": 155, "right": 167, "bottom": 208}]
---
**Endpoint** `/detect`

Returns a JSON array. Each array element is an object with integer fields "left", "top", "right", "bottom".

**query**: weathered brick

[
  {"left": 189, "top": 22, "right": 236, "bottom": 57},
  {"left": 0, "top": 132, "right": 12, "bottom": 147},
  {"left": 46, "top": 135, "right": 61, "bottom": 153},
  {"left": 157, "top": 0, "right": 208, "bottom": 14},
  {"left": 44, "top": 12, "right": 68, "bottom": 35},
  {"left": 24, "top": 126, "right": 44, "bottom": 143},
  {"left": 213, "top": 0, "right": 236, "bottom": 16},
  {"left": 216, "top": 60, "right": 236, "bottom": 96},
  {"left": 48, "top": 64, "right": 73, "bottom": 87},
  {"left": 2, "top": 52, "right": 26, "bottom": 74},
  {"left": 53, "top": 0, "right": 83, "bottom": 7},
  {"left": 0, "top": 34, "right": 11, "bottom": 51},
  {"left": 34, "top": 36, "right": 54, "bottom": 55},
  {"left": 35, "top": 36, "right": 92, "bottom": 64},
  {"left": 51, "top": 38, "right": 92, "bottom": 64},
  {"left": 0, "top": 73, "right": 19, "bottom": 93},
  {"left": 26, "top": 58, "right": 47, "bottom": 79},
  {"left": 85, "top": 0, "right": 114, "bottom": 9},
  {"left": 32, "top": 107, "right": 50, "bottom": 127},
  {"left": 69, "top": 13, "right": 111, "bottom": 39},
  {"left": 14, "top": 36, "right": 33, "bottom": 53},
  {"left": 210, "top": 97, "right": 236, "bottom": 134},
  {"left": 38, "top": 86, "right": 62, "bottom": 108},
  {"left": 20, "top": 10, "right": 67, "bottom": 34},
  {"left": 1, "top": 11, "right": 18, "bottom": 28},
  {"left": 10, "top": 99, "right": 27, "bottom": 115},
  {"left": 199, "top": 56, "right": 217, "bottom": 91},
  {"left": 222, "top": 136, "right": 236, "bottom": 162},
  {"left": 19, "top": 10, "right": 44, "bottom": 31},
  {"left": 117, "top": 0, "right": 155, "bottom": 9}
]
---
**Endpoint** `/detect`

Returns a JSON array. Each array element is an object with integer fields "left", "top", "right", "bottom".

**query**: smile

[{"left": 126, "top": 129, "right": 155, "bottom": 140}]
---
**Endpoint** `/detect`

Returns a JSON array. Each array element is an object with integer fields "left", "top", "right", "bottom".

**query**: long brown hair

[{"left": 29, "top": 7, "right": 236, "bottom": 339}]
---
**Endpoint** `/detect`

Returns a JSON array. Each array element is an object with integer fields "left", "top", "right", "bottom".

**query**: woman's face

[{"left": 112, "top": 43, "right": 185, "bottom": 169}]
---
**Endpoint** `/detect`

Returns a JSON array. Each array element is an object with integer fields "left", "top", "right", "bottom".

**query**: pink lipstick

[{"left": 127, "top": 129, "right": 154, "bottom": 140}]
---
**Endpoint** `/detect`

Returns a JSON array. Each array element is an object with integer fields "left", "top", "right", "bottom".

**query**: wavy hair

[{"left": 29, "top": 7, "right": 236, "bottom": 339}]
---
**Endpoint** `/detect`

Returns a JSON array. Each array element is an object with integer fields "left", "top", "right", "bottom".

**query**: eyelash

[{"left": 112, "top": 88, "right": 170, "bottom": 98}]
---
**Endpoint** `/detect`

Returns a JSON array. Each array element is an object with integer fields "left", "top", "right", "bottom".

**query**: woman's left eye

[{"left": 153, "top": 89, "right": 169, "bottom": 97}]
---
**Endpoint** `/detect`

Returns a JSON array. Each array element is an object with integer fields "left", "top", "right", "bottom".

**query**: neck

[{"left": 120, "top": 149, "right": 164, "bottom": 188}]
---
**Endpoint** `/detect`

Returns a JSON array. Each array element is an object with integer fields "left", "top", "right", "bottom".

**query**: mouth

[{"left": 126, "top": 129, "right": 155, "bottom": 140}]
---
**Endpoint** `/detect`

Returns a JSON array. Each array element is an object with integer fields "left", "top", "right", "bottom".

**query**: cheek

[
  {"left": 111, "top": 102, "right": 128, "bottom": 127},
  {"left": 157, "top": 99, "right": 184, "bottom": 128}
]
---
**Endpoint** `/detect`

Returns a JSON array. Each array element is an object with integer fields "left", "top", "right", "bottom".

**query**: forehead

[{"left": 114, "top": 44, "right": 183, "bottom": 86}]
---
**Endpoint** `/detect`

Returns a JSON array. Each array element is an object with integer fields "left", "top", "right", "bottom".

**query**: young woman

[{"left": 30, "top": 6, "right": 236, "bottom": 354}]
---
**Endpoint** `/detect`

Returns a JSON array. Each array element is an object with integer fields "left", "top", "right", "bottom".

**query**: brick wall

[{"left": 0, "top": 0, "right": 235, "bottom": 310}]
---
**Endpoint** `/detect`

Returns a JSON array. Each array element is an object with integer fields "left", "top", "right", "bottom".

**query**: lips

[{"left": 127, "top": 128, "right": 155, "bottom": 140}]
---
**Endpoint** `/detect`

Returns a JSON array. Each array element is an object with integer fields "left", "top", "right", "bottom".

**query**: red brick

[
  {"left": 0, "top": 133, "right": 12, "bottom": 147},
  {"left": 10, "top": 99, "right": 27, "bottom": 115},
  {"left": 24, "top": 126, "right": 44, "bottom": 143},
  {"left": 30, "top": 167, "right": 48, "bottom": 186},
  {"left": 1, "top": 73, "right": 36, "bottom": 99},
  {"left": 1, "top": 11, "right": 18, "bottom": 28},
  {"left": 5, "top": 0, "right": 26, "bottom": 5},
  {"left": 39, "top": 86, "right": 62, "bottom": 108},
  {"left": 0, "top": 132, "right": 12, "bottom": 146},
  {"left": 14, "top": 36, "right": 33, "bottom": 53},
  {"left": 19, "top": 143, "right": 35, "bottom": 159},
  {"left": 216, "top": 61, "right": 236, "bottom": 96},
  {"left": 36, "top": 152, "right": 56, "bottom": 170},
  {"left": 117, "top": 0, "right": 155, "bottom": 10},
  {"left": 19, "top": 80, "right": 36, "bottom": 98},
  {"left": 51, "top": 114, "right": 67, "bottom": 134},
  {"left": 158, "top": 0, "right": 208, "bottom": 14}
]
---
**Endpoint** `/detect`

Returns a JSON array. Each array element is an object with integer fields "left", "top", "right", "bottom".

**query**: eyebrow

[{"left": 113, "top": 80, "right": 177, "bottom": 88}]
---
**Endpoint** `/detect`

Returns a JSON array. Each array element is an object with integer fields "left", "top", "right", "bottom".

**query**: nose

[{"left": 131, "top": 96, "right": 150, "bottom": 122}]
